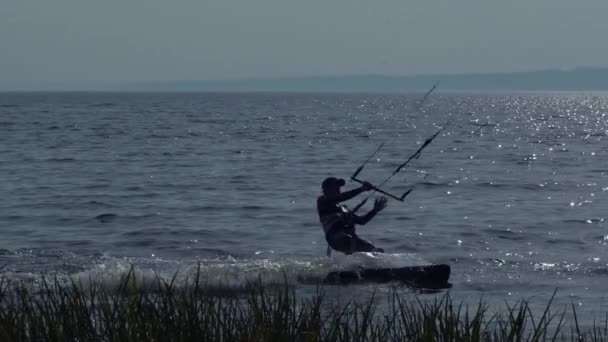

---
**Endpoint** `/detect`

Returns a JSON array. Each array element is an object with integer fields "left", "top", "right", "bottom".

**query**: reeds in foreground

[{"left": 0, "top": 268, "right": 605, "bottom": 341}]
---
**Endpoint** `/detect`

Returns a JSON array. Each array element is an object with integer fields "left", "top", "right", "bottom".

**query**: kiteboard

[{"left": 324, "top": 264, "right": 451, "bottom": 289}]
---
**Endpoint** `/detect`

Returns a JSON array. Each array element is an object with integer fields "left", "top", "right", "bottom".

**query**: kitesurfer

[{"left": 317, "top": 177, "right": 387, "bottom": 255}]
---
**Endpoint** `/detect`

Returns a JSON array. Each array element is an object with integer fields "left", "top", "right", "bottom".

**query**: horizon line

[{"left": 2, "top": 66, "right": 608, "bottom": 84}]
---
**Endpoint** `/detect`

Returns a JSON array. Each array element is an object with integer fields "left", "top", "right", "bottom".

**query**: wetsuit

[{"left": 317, "top": 195, "right": 382, "bottom": 254}]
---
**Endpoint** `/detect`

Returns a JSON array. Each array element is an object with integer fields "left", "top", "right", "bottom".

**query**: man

[{"left": 317, "top": 177, "right": 388, "bottom": 255}]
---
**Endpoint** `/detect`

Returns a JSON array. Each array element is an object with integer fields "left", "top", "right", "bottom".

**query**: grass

[{"left": 0, "top": 267, "right": 606, "bottom": 341}]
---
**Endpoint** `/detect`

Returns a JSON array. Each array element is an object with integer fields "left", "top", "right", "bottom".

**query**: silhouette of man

[{"left": 317, "top": 177, "right": 387, "bottom": 255}]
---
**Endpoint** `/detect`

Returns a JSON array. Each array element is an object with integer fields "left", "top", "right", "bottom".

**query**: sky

[{"left": 1, "top": 0, "right": 608, "bottom": 82}]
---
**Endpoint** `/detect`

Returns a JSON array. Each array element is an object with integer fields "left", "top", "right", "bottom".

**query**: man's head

[{"left": 322, "top": 177, "right": 345, "bottom": 196}]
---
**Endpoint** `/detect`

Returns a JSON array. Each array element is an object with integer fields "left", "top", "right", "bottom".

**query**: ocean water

[{"left": 1, "top": 92, "right": 608, "bottom": 324}]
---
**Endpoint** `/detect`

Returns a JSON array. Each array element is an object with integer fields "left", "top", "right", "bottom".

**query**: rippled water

[{"left": 1, "top": 92, "right": 608, "bottom": 324}]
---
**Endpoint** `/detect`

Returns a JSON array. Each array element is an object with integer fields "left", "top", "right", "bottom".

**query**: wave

[
  {"left": 473, "top": 182, "right": 543, "bottom": 191},
  {"left": 3, "top": 215, "right": 25, "bottom": 221},
  {"left": 545, "top": 238, "right": 586, "bottom": 246},
  {"left": 417, "top": 181, "right": 447, "bottom": 188},
  {"left": 91, "top": 213, "right": 165, "bottom": 224},
  {"left": 94, "top": 213, "right": 118, "bottom": 223},
  {"left": 45, "top": 157, "right": 76, "bottom": 162},
  {"left": 76, "top": 253, "right": 429, "bottom": 291},
  {"left": 88, "top": 103, "right": 116, "bottom": 108},
  {"left": 1, "top": 252, "right": 431, "bottom": 293},
  {"left": 562, "top": 218, "right": 605, "bottom": 224}
]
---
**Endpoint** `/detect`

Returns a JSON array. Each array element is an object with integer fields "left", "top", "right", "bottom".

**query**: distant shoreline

[
  {"left": 1, "top": 90, "right": 607, "bottom": 96},
  {"left": 2, "top": 67, "right": 608, "bottom": 92}
]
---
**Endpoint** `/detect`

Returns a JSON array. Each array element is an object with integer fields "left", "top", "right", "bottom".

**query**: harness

[{"left": 319, "top": 205, "right": 351, "bottom": 236}]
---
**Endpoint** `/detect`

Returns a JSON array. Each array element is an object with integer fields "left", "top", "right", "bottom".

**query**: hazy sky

[{"left": 1, "top": 0, "right": 607, "bottom": 81}]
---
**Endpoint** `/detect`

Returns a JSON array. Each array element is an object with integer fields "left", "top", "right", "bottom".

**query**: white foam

[
  {"left": 2, "top": 253, "right": 429, "bottom": 293},
  {"left": 68, "top": 256, "right": 332, "bottom": 292},
  {"left": 328, "top": 252, "right": 429, "bottom": 271}
]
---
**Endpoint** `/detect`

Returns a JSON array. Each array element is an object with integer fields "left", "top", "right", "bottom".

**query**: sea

[{"left": 1, "top": 91, "right": 608, "bottom": 326}]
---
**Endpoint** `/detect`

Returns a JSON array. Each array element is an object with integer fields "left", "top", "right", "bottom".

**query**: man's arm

[
  {"left": 353, "top": 197, "right": 388, "bottom": 225},
  {"left": 321, "top": 182, "right": 373, "bottom": 205},
  {"left": 329, "top": 181, "right": 373, "bottom": 203},
  {"left": 353, "top": 208, "right": 379, "bottom": 225},
  {"left": 334, "top": 185, "right": 368, "bottom": 203}
]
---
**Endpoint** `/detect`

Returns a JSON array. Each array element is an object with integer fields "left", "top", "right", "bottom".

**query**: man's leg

[
  {"left": 327, "top": 232, "right": 355, "bottom": 255},
  {"left": 353, "top": 235, "right": 384, "bottom": 253}
]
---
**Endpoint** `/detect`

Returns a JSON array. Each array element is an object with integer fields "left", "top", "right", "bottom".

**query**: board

[{"left": 324, "top": 264, "right": 450, "bottom": 289}]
